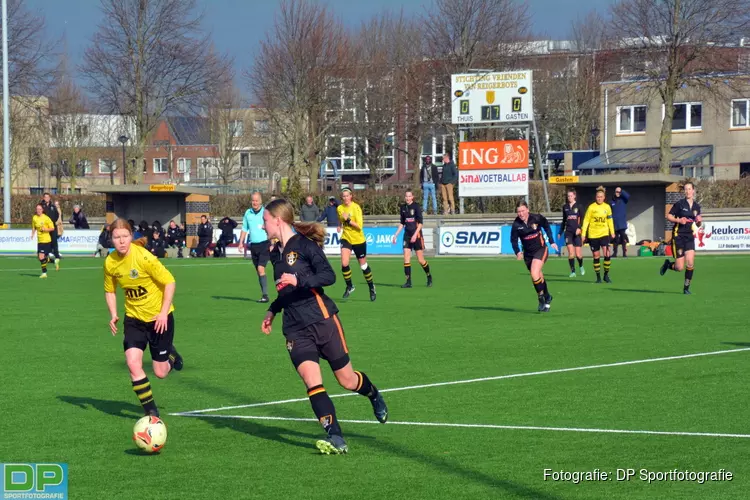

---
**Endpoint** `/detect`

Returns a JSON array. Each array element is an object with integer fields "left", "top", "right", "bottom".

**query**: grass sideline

[{"left": 1, "top": 254, "right": 748, "bottom": 499}]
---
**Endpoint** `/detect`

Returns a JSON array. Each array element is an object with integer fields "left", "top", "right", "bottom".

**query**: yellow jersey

[
  {"left": 337, "top": 202, "right": 365, "bottom": 245},
  {"left": 581, "top": 202, "right": 615, "bottom": 239},
  {"left": 103, "top": 244, "right": 175, "bottom": 322},
  {"left": 32, "top": 214, "right": 54, "bottom": 244}
]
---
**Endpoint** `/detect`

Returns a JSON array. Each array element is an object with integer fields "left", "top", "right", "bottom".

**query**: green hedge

[{"left": 5, "top": 178, "right": 750, "bottom": 223}]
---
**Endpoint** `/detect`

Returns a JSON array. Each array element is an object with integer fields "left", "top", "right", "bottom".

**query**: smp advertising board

[
  {"left": 458, "top": 140, "right": 529, "bottom": 197},
  {"left": 451, "top": 71, "right": 533, "bottom": 125},
  {"left": 694, "top": 221, "right": 750, "bottom": 251},
  {"left": 439, "top": 226, "right": 503, "bottom": 254}
]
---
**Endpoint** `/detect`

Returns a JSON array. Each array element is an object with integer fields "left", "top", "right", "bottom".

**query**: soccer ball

[{"left": 132, "top": 415, "right": 167, "bottom": 453}]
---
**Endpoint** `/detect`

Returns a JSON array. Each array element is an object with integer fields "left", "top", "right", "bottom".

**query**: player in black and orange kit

[
  {"left": 261, "top": 199, "right": 388, "bottom": 455},
  {"left": 660, "top": 181, "right": 702, "bottom": 294},
  {"left": 510, "top": 201, "right": 558, "bottom": 312},
  {"left": 104, "top": 219, "right": 184, "bottom": 417},
  {"left": 559, "top": 188, "right": 585, "bottom": 277},
  {"left": 392, "top": 190, "right": 432, "bottom": 288}
]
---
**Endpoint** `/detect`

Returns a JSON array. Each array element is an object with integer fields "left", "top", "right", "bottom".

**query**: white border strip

[
  {"left": 175, "top": 413, "right": 750, "bottom": 439},
  {"left": 171, "top": 348, "right": 750, "bottom": 416}
]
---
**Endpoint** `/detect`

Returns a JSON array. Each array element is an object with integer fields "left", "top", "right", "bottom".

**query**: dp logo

[{"left": 2, "top": 463, "right": 68, "bottom": 499}]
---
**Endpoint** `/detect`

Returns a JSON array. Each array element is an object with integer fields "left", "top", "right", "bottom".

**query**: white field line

[
  {"left": 0, "top": 261, "right": 248, "bottom": 272},
  {"left": 170, "top": 347, "right": 750, "bottom": 416},
  {"left": 173, "top": 413, "right": 750, "bottom": 439}
]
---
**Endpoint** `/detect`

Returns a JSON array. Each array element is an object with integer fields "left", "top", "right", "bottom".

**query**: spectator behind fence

[
  {"left": 94, "top": 224, "right": 113, "bottom": 257},
  {"left": 317, "top": 196, "right": 339, "bottom": 227},
  {"left": 69, "top": 204, "right": 90, "bottom": 229},
  {"left": 166, "top": 220, "right": 185, "bottom": 258},
  {"left": 610, "top": 186, "right": 630, "bottom": 258},
  {"left": 216, "top": 216, "right": 237, "bottom": 257},
  {"left": 421, "top": 156, "right": 439, "bottom": 215},
  {"left": 300, "top": 195, "right": 321, "bottom": 222},
  {"left": 195, "top": 215, "right": 213, "bottom": 257},
  {"left": 439, "top": 153, "right": 458, "bottom": 215}
]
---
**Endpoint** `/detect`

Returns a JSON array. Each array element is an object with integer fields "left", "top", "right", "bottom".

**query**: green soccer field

[{"left": 2, "top": 254, "right": 748, "bottom": 499}]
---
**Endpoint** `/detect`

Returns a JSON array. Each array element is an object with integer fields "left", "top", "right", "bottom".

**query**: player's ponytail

[
  {"left": 265, "top": 198, "right": 327, "bottom": 248},
  {"left": 133, "top": 237, "right": 148, "bottom": 247}
]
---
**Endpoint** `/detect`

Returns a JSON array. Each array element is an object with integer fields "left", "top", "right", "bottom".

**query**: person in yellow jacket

[
  {"left": 30, "top": 204, "right": 58, "bottom": 278},
  {"left": 337, "top": 188, "right": 375, "bottom": 301},
  {"left": 581, "top": 186, "right": 615, "bottom": 283}
]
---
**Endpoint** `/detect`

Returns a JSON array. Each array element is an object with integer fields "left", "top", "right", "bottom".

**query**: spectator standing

[
  {"left": 300, "top": 195, "right": 321, "bottom": 222},
  {"left": 317, "top": 197, "right": 339, "bottom": 227},
  {"left": 216, "top": 216, "right": 238, "bottom": 257},
  {"left": 439, "top": 153, "right": 458, "bottom": 215},
  {"left": 421, "top": 157, "right": 439, "bottom": 215},
  {"left": 166, "top": 220, "right": 185, "bottom": 258},
  {"left": 195, "top": 215, "right": 213, "bottom": 257},
  {"left": 610, "top": 186, "right": 630, "bottom": 258},
  {"left": 41, "top": 193, "right": 62, "bottom": 259},
  {"left": 69, "top": 205, "right": 90, "bottom": 229},
  {"left": 95, "top": 224, "right": 113, "bottom": 257}
]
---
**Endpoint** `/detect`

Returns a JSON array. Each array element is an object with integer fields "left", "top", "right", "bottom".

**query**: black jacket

[
  {"left": 197, "top": 222, "right": 213, "bottom": 243},
  {"left": 69, "top": 210, "right": 90, "bottom": 229},
  {"left": 440, "top": 161, "right": 458, "bottom": 185},
  {"left": 218, "top": 217, "right": 237, "bottom": 241},
  {"left": 98, "top": 228, "right": 112, "bottom": 248},
  {"left": 166, "top": 226, "right": 185, "bottom": 245},
  {"left": 147, "top": 237, "right": 167, "bottom": 257},
  {"left": 420, "top": 162, "right": 439, "bottom": 185},
  {"left": 41, "top": 201, "right": 59, "bottom": 226}
]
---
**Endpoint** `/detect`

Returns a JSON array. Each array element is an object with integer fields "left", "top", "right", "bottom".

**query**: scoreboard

[{"left": 451, "top": 71, "right": 533, "bottom": 125}]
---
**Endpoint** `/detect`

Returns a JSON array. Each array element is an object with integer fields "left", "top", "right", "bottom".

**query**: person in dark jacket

[
  {"left": 95, "top": 224, "right": 113, "bottom": 257},
  {"left": 195, "top": 215, "right": 213, "bottom": 257},
  {"left": 135, "top": 220, "right": 150, "bottom": 240},
  {"left": 69, "top": 205, "right": 90, "bottom": 229},
  {"left": 146, "top": 229, "right": 167, "bottom": 258},
  {"left": 166, "top": 220, "right": 185, "bottom": 258},
  {"left": 152, "top": 220, "right": 165, "bottom": 240},
  {"left": 300, "top": 196, "right": 321, "bottom": 222},
  {"left": 610, "top": 187, "right": 630, "bottom": 257},
  {"left": 420, "top": 156, "right": 439, "bottom": 215},
  {"left": 41, "top": 193, "right": 61, "bottom": 259},
  {"left": 317, "top": 197, "right": 339, "bottom": 227},
  {"left": 216, "top": 216, "right": 237, "bottom": 257},
  {"left": 439, "top": 153, "right": 458, "bottom": 215}
]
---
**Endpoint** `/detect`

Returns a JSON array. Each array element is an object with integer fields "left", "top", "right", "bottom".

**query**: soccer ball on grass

[{"left": 132, "top": 415, "right": 167, "bottom": 453}]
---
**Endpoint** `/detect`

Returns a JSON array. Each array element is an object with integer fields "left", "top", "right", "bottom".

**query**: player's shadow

[
  {"left": 369, "top": 439, "right": 563, "bottom": 500},
  {"left": 19, "top": 273, "right": 43, "bottom": 278},
  {"left": 721, "top": 342, "right": 750, "bottom": 347},
  {"left": 604, "top": 288, "right": 676, "bottom": 294},
  {"left": 543, "top": 278, "right": 590, "bottom": 284},
  {"left": 456, "top": 306, "right": 537, "bottom": 315},
  {"left": 57, "top": 396, "right": 143, "bottom": 419},
  {"left": 375, "top": 283, "right": 408, "bottom": 288},
  {"left": 211, "top": 295, "right": 252, "bottom": 302}
]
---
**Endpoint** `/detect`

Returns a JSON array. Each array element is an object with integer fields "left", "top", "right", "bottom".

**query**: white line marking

[
  {"left": 172, "top": 347, "right": 750, "bottom": 416},
  {"left": 0, "top": 261, "right": 247, "bottom": 272},
  {"left": 171, "top": 413, "right": 750, "bottom": 439}
]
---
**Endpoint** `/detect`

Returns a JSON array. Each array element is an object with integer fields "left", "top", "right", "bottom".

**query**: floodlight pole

[
  {"left": 2, "top": 0, "right": 10, "bottom": 226},
  {"left": 531, "top": 117, "right": 551, "bottom": 212}
]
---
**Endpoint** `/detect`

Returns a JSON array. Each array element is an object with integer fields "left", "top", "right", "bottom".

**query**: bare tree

[
  {"left": 205, "top": 82, "right": 252, "bottom": 186},
  {"left": 610, "top": 0, "right": 750, "bottom": 173},
  {"left": 250, "top": 0, "right": 351, "bottom": 198},
  {"left": 82, "top": 0, "right": 231, "bottom": 183}
]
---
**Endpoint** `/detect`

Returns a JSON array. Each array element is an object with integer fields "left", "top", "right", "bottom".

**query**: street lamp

[
  {"left": 118, "top": 135, "right": 129, "bottom": 184},
  {"left": 590, "top": 126, "right": 600, "bottom": 151}
]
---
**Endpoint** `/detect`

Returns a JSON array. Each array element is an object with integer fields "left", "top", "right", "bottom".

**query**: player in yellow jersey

[
  {"left": 103, "top": 219, "right": 183, "bottom": 417},
  {"left": 337, "top": 188, "right": 375, "bottom": 301},
  {"left": 581, "top": 186, "right": 615, "bottom": 283},
  {"left": 30, "top": 204, "right": 58, "bottom": 278}
]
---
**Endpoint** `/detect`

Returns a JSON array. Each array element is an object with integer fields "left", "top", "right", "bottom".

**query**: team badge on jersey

[
  {"left": 574, "top": 207, "right": 578, "bottom": 213},
  {"left": 286, "top": 340, "right": 294, "bottom": 352},
  {"left": 286, "top": 251, "right": 297, "bottom": 266},
  {"left": 129, "top": 269, "right": 139, "bottom": 279},
  {"left": 693, "top": 210, "right": 698, "bottom": 217},
  {"left": 531, "top": 223, "right": 537, "bottom": 230},
  {"left": 410, "top": 209, "right": 414, "bottom": 216}
]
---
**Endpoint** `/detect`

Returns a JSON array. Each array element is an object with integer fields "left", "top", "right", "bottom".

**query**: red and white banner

[
  {"left": 694, "top": 221, "right": 750, "bottom": 251},
  {"left": 458, "top": 140, "right": 529, "bottom": 197}
]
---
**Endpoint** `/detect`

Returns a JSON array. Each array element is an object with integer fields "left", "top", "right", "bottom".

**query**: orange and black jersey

[
  {"left": 560, "top": 202, "right": 582, "bottom": 233},
  {"left": 400, "top": 202, "right": 423, "bottom": 236},
  {"left": 510, "top": 213, "right": 554, "bottom": 255},
  {"left": 269, "top": 233, "right": 338, "bottom": 332},
  {"left": 669, "top": 198, "right": 702, "bottom": 236}
]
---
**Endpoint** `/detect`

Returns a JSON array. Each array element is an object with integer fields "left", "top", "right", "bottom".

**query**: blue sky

[{"left": 25, "top": 0, "right": 614, "bottom": 87}]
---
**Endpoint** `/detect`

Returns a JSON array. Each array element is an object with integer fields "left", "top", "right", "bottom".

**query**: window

[
  {"left": 254, "top": 120, "right": 269, "bottom": 134},
  {"left": 240, "top": 152, "right": 250, "bottom": 167},
  {"left": 617, "top": 105, "right": 647, "bottom": 134},
  {"left": 421, "top": 133, "right": 454, "bottom": 164},
  {"left": 77, "top": 160, "right": 91, "bottom": 176},
  {"left": 670, "top": 102, "right": 702, "bottom": 130},
  {"left": 177, "top": 158, "right": 191, "bottom": 174},
  {"left": 153, "top": 158, "right": 169, "bottom": 174},
  {"left": 229, "top": 120, "right": 244, "bottom": 137},
  {"left": 342, "top": 137, "right": 356, "bottom": 170},
  {"left": 324, "top": 134, "right": 396, "bottom": 172},
  {"left": 76, "top": 125, "right": 89, "bottom": 139},
  {"left": 732, "top": 99, "right": 750, "bottom": 128},
  {"left": 51, "top": 125, "right": 64, "bottom": 140},
  {"left": 28, "top": 148, "right": 42, "bottom": 169},
  {"left": 99, "top": 159, "right": 116, "bottom": 174},
  {"left": 197, "top": 158, "right": 219, "bottom": 180}
]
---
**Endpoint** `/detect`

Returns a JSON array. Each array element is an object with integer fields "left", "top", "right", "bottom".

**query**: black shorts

[
  {"left": 613, "top": 229, "right": 629, "bottom": 244},
  {"left": 341, "top": 239, "right": 367, "bottom": 259},
  {"left": 250, "top": 241, "right": 271, "bottom": 268},
  {"left": 37, "top": 242, "right": 52, "bottom": 255},
  {"left": 672, "top": 234, "right": 695, "bottom": 257},
  {"left": 588, "top": 236, "right": 611, "bottom": 252},
  {"left": 284, "top": 315, "right": 350, "bottom": 371},
  {"left": 564, "top": 231, "right": 582, "bottom": 247},
  {"left": 123, "top": 313, "right": 175, "bottom": 362},
  {"left": 403, "top": 233, "right": 425, "bottom": 251},
  {"left": 524, "top": 246, "right": 549, "bottom": 271}
]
